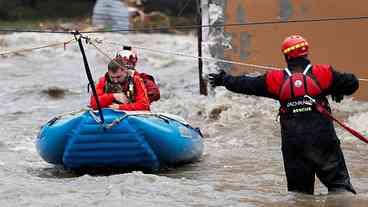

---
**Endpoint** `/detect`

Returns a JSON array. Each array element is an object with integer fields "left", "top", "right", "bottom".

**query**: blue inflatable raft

[{"left": 36, "top": 109, "right": 204, "bottom": 170}]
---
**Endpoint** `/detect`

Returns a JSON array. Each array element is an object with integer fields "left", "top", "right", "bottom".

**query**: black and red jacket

[
  {"left": 222, "top": 64, "right": 359, "bottom": 106},
  {"left": 222, "top": 60, "right": 359, "bottom": 194},
  {"left": 221, "top": 61, "right": 359, "bottom": 144}
]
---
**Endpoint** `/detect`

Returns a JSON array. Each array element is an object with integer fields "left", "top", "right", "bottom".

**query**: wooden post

[{"left": 197, "top": 0, "right": 208, "bottom": 95}]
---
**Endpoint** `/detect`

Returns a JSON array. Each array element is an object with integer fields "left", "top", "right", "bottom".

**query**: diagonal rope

[
  {"left": 99, "top": 39, "right": 279, "bottom": 71},
  {"left": 0, "top": 39, "right": 75, "bottom": 56},
  {"left": 82, "top": 36, "right": 276, "bottom": 71},
  {"left": 83, "top": 35, "right": 368, "bottom": 82},
  {"left": 99, "top": 39, "right": 368, "bottom": 82},
  {"left": 87, "top": 39, "right": 115, "bottom": 61},
  {"left": 85, "top": 38, "right": 132, "bottom": 70}
]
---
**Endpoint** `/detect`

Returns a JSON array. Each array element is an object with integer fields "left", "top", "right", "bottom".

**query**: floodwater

[{"left": 0, "top": 33, "right": 367, "bottom": 207}]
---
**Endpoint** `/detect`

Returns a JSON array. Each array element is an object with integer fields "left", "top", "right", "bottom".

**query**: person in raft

[
  {"left": 89, "top": 49, "right": 150, "bottom": 111},
  {"left": 208, "top": 35, "right": 359, "bottom": 195}
]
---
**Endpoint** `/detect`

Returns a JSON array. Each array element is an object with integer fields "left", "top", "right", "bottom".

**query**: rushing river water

[{"left": 0, "top": 33, "right": 367, "bottom": 207}]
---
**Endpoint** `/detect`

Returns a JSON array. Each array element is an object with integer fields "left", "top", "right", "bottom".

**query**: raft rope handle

[
  {"left": 304, "top": 95, "right": 368, "bottom": 144},
  {"left": 0, "top": 39, "right": 75, "bottom": 56},
  {"left": 104, "top": 113, "right": 129, "bottom": 130},
  {"left": 103, "top": 112, "right": 165, "bottom": 130},
  {"left": 103, "top": 110, "right": 190, "bottom": 130},
  {"left": 43, "top": 109, "right": 88, "bottom": 127},
  {"left": 56, "top": 108, "right": 87, "bottom": 119},
  {"left": 88, "top": 110, "right": 104, "bottom": 125}
]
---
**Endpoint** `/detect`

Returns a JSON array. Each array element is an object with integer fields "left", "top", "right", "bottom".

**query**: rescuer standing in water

[{"left": 208, "top": 35, "right": 359, "bottom": 194}]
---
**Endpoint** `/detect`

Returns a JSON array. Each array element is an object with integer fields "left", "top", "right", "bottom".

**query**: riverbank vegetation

[
  {"left": 0, "top": 0, "right": 95, "bottom": 30},
  {"left": 0, "top": 0, "right": 197, "bottom": 32}
]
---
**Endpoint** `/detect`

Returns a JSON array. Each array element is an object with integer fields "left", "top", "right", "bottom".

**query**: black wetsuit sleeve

[
  {"left": 223, "top": 74, "right": 272, "bottom": 98},
  {"left": 329, "top": 69, "right": 359, "bottom": 95}
]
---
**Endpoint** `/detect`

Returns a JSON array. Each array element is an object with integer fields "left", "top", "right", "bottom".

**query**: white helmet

[{"left": 115, "top": 47, "right": 138, "bottom": 69}]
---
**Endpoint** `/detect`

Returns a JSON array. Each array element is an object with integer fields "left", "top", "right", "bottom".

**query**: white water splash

[{"left": 1, "top": 32, "right": 368, "bottom": 206}]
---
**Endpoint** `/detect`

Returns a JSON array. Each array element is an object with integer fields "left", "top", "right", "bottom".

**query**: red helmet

[
  {"left": 281, "top": 35, "right": 309, "bottom": 59},
  {"left": 115, "top": 49, "right": 138, "bottom": 69}
]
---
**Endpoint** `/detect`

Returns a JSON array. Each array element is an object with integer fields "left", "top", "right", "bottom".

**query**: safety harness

[
  {"left": 104, "top": 70, "right": 135, "bottom": 103},
  {"left": 104, "top": 70, "right": 160, "bottom": 104},
  {"left": 274, "top": 64, "right": 368, "bottom": 144},
  {"left": 278, "top": 64, "right": 328, "bottom": 114}
]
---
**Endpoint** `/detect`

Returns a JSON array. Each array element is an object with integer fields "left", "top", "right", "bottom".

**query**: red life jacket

[
  {"left": 103, "top": 71, "right": 160, "bottom": 103},
  {"left": 139, "top": 72, "right": 160, "bottom": 103},
  {"left": 266, "top": 64, "right": 333, "bottom": 114}
]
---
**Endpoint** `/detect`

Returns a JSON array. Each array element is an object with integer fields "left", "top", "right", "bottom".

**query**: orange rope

[{"left": 0, "top": 39, "right": 75, "bottom": 56}]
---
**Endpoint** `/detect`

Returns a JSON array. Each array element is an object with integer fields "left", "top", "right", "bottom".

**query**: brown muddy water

[{"left": 0, "top": 33, "right": 367, "bottom": 207}]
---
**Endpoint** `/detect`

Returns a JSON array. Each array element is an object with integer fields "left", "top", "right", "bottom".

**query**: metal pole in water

[{"left": 197, "top": 0, "right": 208, "bottom": 95}]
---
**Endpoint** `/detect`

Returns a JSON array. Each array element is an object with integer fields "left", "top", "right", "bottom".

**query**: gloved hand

[
  {"left": 332, "top": 93, "right": 344, "bottom": 103},
  {"left": 208, "top": 70, "right": 226, "bottom": 87}
]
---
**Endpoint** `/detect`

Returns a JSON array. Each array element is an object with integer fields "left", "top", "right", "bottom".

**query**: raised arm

[{"left": 208, "top": 70, "right": 274, "bottom": 98}]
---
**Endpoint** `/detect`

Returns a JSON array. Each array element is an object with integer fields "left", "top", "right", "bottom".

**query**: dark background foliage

[{"left": 0, "top": 0, "right": 96, "bottom": 20}]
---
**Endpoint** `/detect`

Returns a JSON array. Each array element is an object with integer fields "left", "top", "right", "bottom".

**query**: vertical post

[
  {"left": 74, "top": 33, "right": 105, "bottom": 124},
  {"left": 197, "top": 0, "right": 208, "bottom": 95}
]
